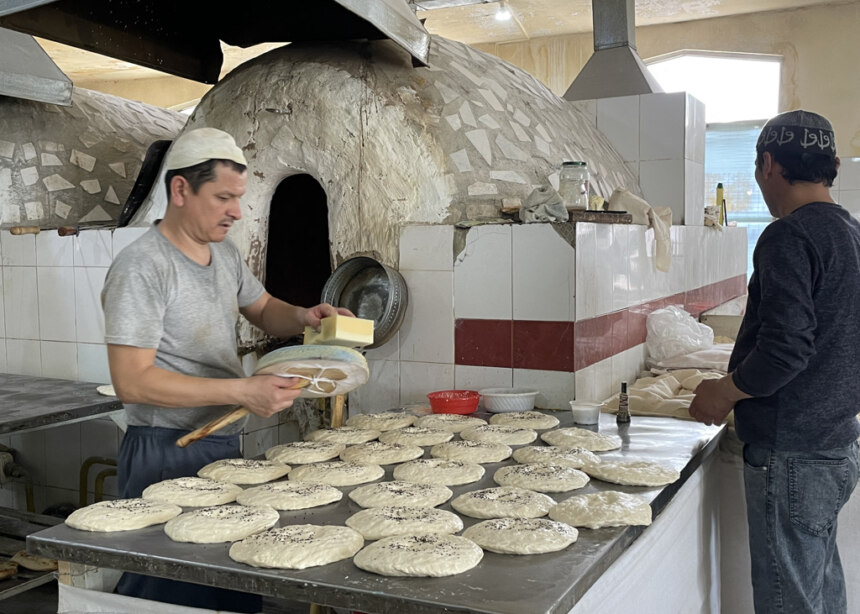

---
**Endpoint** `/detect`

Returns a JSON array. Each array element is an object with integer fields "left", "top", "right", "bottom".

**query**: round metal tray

[{"left": 321, "top": 256, "right": 408, "bottom": 349}]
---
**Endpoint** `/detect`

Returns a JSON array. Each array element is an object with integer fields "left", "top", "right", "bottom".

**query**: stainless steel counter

[
  {"left": 0, "top": 374, "right": 122, "bottom": 434},
  {"left": 27, "top": 413, "right": 723, "bottom": 614}
]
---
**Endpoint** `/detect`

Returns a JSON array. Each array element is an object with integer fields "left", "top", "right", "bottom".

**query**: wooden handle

[
  {"left": 9, "top": 226, "right": 40, "bottom": 235},
  {"left": 176, "top": 379, "right": 309, "bottom": 448},
  {"left": 58, "top": 226, "right": 78, "bottom": 237},
  {"left": 332, "top": 394, "right": 346, "bottom": 428}
]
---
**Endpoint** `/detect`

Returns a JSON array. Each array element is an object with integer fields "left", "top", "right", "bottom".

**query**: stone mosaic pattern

[{"left": 0, "top": 89, "right": 184, "bottom": 228}]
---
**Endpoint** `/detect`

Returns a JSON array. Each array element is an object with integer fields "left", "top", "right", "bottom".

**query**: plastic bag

[{"left": 645, "top": 305, "right": 714, "bottom": 361}]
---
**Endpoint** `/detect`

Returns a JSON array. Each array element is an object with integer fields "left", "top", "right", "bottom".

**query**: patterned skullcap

[{"left": 756, "top": 110, "right": 836, "bottom": 158}]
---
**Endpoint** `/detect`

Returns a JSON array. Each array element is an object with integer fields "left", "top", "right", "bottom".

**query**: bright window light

[{"left": 646, "top": 53, "right": 780, "bottom": 123}]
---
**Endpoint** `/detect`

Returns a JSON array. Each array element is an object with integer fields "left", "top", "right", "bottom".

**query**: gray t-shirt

[{"left": 102, "top": 224, "right": 266, "bottom": 433}]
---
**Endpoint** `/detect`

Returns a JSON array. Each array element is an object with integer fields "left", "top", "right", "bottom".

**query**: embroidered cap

[
  {"left": 756, "top": 110, "right": 836, "bottom": 158},
  {"left": 163, "top": 127, "right": 247, "bottom": 171}
]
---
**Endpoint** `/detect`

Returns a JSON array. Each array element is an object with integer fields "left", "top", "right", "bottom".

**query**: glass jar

[{"left": 558, "top": 161, "right": 589, "bottom": 210}]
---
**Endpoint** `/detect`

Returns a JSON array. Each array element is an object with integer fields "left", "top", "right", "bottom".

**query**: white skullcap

[{"left": 163, "top": 127, "right": 247, "bottom": 171}]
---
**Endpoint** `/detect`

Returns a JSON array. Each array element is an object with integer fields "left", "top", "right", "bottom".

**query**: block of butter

[{"left": 303, "top": 314, "right": 375, "bottom": 348}]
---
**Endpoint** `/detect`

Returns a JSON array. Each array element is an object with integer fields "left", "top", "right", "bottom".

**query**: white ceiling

[{"left": 32, "top": 0, "right": 851, "bottom": 84}]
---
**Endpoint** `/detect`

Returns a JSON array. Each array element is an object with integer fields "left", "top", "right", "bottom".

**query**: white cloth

[{"left": 608, "top": 188, "right": 672, "bottom": 272}]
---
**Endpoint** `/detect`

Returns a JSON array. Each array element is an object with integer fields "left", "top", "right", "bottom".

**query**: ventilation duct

[
  {"left": 563, "top": 0, "right": 662, "bottom": 101},
  {"left": 0, "top": 27, "right": 71, "bottom": 105}
]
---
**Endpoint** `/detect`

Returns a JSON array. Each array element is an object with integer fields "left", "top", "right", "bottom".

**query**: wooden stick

[
  {"left": 176, "top": 380, "right": 309, "bottom": 448},
  {"left": 9, "top": 226, "right": 40, "bottom": 235},
  {"left": 331, "top": 394, "right": 345, "bottom": 428}
]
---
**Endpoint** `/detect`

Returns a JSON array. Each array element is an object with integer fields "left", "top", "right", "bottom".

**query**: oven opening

[{"left": 264, "top": 173, "right": 332, "bottom": 309}]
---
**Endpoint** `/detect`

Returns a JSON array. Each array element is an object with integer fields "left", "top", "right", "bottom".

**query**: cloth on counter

[
  {"left": 608, "top": 188, "right": 672, "bottom": 272},
  {"left": 601, "top": 369, "right": 732, "bottom": 425},
  {"left": 520, "top": 185, "right": 569, "bottom": 222},
  {"left": 651, "top": 343, "right": 734, "bottom": 371}
]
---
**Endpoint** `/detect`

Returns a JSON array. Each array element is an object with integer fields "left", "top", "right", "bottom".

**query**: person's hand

[
  {"left": 688, "top": 374, "right": 748, "bottom": 426},
  {"left": 240, "top": 374, "right": 305, "bottom": 417},
  {"left": 303, "top": 302, "right": 356, "bottom": 330}
]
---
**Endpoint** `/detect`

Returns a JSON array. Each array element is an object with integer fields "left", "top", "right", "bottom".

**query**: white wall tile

[
  {"left": 594, "top": 224, "right": 614, "bottom": 316},
  {"left": 364, "top": 331, "right": 400, "bottom": 362},
  {"left": 610, "top": 224, "right": 630, "bottom": 312},
  {"left": 77, "top": 343, "right": 111, "bottom": 384},
  {"left": 640, "top": 92, "right": 686, "bottom": 161},
  {"left": 5, "top": 339, "right": 41, "bottom": 376},
  {"left": 454, "top": 225, "right": 512, "bottom": 319},
  {"left": 3, "top": 266, "right": 39, "bottom": 339},
  {"left": 685, "top": 159, "right": 705, "bottom": 226},
  {"left": 74, "top": 267, "right": 108, "bottom": 343},
  {"left": 399, "top": 270, "right": 454, "bottom": 363},
  {"left": 685, "top": 93, "right": 706, "bottom": 164},
  {"left": 243, "top": 426, "right": 277, "bottom": 459},
  {"left": 112, "top": 227, "right": 149, "bottom": 257},
  {"left": 512, "top": 224, "right": 574, "bottom": 321},
  {"left": 43, "top": 487, "right": 79, "bottom": 511},
  {"left": 36, "top": 233, "right": 75, "bottom": 267},
  {"left": 640, "top": 159, "right": 685, "bottom": 223},
  {"left": 44, "top": 423, "right": 80, "bottom": 489},
  {"left": 575, "top": 223, "right": 597, "bottom": 320},
  {"left": 350, "top": 359, "right": 400, "bottom": 412},
  {"left": 0, "top": 232, "right": 36, "bottom": 266},
  {"left": 0, "top": 339, "right": 5, "bottom": 372},
  {"left": 840, "top": 189, "right": 860, "bottom": 217},
  {"left": 574, "top": 364, "right": 597, "bottom": 403},
  {"left": 513, "top": 368, "right": 574, "bottom": 411},
  {"left": 839, "top": 158, "right": 860, "bottom": 191},
  {"left": 0, "top": 270, "right": 5, "bottom": 338},
  {"left": 37, "top": 266, "right": 77, "bottom": 342},
  {"left": 277, "top": 421, "right": 302, "bottom": 445},
  {"left": 455, "top": 365, "right": 513, "bottom": 392},
  {"left": 591, "top": 357, "right": 614, "bottom": 404},
  {"left": 400, "top": 361, "right": 454, "bottom": 405},
  {"left": 400, "top": 225, "right": 453, "bottom": 271},
  {"left": 10, "top": 430, "right": 46, "bottom": 493},
  {"left": 74, "top": 230, "right": 113, "bottom": 267},
  {"left": 597, "top": 95, "right": 640, "bottom": 162},
  {"left": 40, "top": 341, "right": 77, "bottom": 380}
]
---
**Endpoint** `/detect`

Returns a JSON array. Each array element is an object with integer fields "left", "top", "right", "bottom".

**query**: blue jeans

[{"left": 743, "top": 441, "right": 859, "bottom": 614}]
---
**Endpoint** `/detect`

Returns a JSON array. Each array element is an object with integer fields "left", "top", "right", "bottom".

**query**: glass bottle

[{"left": 558, "top": 161, "right": 589, "bottom": 210}]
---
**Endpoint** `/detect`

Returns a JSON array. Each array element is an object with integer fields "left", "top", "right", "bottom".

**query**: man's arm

[
  {"left": 240, "top": 292, "right": 354, "bottom": 339},
  {"left": 107, "top": 344, "right": 303, "bottom": 417}
]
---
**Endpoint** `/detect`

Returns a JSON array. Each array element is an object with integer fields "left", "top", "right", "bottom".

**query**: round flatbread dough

[
  {"left": 353, "top": 534, "right": 483, "bottom": 577},
  {"left": 197, "top": 458, "right": 290, "bottom": 485},
  {"left": 460, "top": 425, "right": 537, "bottom": 446},
  {"left": 229, "top": 525, "right": 364, "bottom": 570},
  {"left": 349, "top": 481, "right": 453, "bottom": 509},
  {"left": 430, "top": 440, "right": 512, "bottom": 463},
  {"left": 451, "top": 486, "right": 556, "bottom": 519},
  {"left": 305, "top": 427, "right": 380, "bottom": 444},
  {"left": 462, "top": 517, "right": 579, "bottom": 555},
  {"left": 65, "top": 499, "right": 181, "bottom": 532},
  {"left": 489, "top": 411, "right": 560, "bottom": 430},
  {"left": 414, "top": 414, "right": 488, "bottom": 433},
  {"left": 512, "top": 446, "right": 601, "bottom": 468},
  {"left": 339, "top": 441, "right": 424, "bottom": 465},
  {"left": 549, "top": 491, "right": 652, "bottom": 529},
  {"left": 541, "top": 427, "right": 622, "bottom": 452},
  {"left": 580, "top": 460, "right": 680, "bottom": 487},
  {"left": 142, "top": 477, "right": 242, "bottom": 507},
  {"left": 265, "top": 441, "right": 345, "bottom": 465},
  {"left": 378, "top": 426, "right": 454, "bottom": 447},
  {"left": 393, "top": 458, "right": 484, "bottom": 486},
  {"left": 346, "top": 411, "right": 416, "bottom": 431},
  {"left": 236, "top": 481, "right": 343, "bottom": 510},
  {"left": 164, "top": 505, "right": 280, "bottom": 543},
  {"left": 346, "top": 506, "right": 463, "bottom": 540},
  {"left": 96, "top": 384, "right": 116, "bottom": 396},
  {"left": 288, "top": 461, "right": 384, "bottom": 487},
  {"left": 493, "top": 463, "right": 589, "bottom": 493}
]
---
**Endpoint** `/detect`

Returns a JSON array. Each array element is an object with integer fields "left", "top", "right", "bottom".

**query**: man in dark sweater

[{"left": 690, "top": 110, "right": 860, "bottom": 614}]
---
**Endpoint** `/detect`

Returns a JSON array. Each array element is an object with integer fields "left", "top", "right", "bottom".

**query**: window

[{"left": 646, "top": 51, "right": 781, "bottom": 277}]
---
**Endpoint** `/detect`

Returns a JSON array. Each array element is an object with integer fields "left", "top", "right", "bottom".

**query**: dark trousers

[{"left": 115, "top": 425, "right": 262, "bottom": 613}]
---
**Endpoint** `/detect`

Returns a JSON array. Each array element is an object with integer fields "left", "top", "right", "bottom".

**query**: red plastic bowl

[{"left": 427, "top": 390, "right": 481, "bottom": 414}]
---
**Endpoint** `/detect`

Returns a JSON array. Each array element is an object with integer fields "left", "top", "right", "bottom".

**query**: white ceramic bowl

[
  {"left": 569, "top": 401, "right": 601, "bottom": 425},
  {"left": 478, "top": 388, "right": 539, "bottom": 413}
]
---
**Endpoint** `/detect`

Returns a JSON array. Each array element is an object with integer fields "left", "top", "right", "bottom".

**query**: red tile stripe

[{"left": 455, "top": 274, "right": 746, "bottom": 372}]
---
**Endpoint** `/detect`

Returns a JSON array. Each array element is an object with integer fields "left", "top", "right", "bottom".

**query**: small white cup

[{"left": 569, "top": 401, "right": 601, "bottom": 425}]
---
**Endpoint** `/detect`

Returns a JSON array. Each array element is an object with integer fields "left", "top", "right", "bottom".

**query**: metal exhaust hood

[
  {"left": 564, "top": 0, "right": 662, "bottom": 101},
  {"left": 0, "top": 26, "right": 71, "bottom": 105}
]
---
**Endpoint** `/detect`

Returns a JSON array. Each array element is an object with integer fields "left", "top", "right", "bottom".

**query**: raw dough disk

[
  {"left": 493, "top": 463, "right": 589, "bottom": 493},
  {"left": 540, "top": 427, "right": 622, "bottom": 452},
  {"left": 229, "top": 525, "right": 364, "bottom": 569},
  {"left": 265, "top": 441, "right": 345, "bottom": 464},
  {"left": 580, "top": 460, "right": 680, "bottom": 487},
  {"left": 346, "top": 506, "right": 463, "bottom": 540},
  {"left": 65, "top": 499, "right": 181, "bottom": 532},
  {"left": 414, "top": 414, "right": 487, "bottom": 433},
  {"left": 548, "top": 491, "right": 652, "bottom": 529},
  {"left": 460, "top": 425, "right": 537, "bottom": 446},
  {"left": 197, "top": 458, "right": 290, "bottom": 485},
  {"left": 393, "top": 458, "right": 485, "bottom": 486},
  {"left": 489, "top": 411, "right": 560, "bottom": 430},
  {"left": 346, "top": 411, "right": 416, "bottom": 431},
  {"left": 462, "top": 517, "right": 578, "bottom": 555},
  {"left": 353, "top": 534, "right": 483, "bottom": 577},
  {"left": 236, "top": 481, "right": 343, "bottom": 510},
  {"left": 349, "top": 481, "right": 453, "bottom": 508},
  {"left": 305, "top": 427, "right": 380, "bottom": 444},
  {"left": 164, "top": 505, "right": 279, "bottom": 543},
  {"left": 339, "top": 441, "right": 424, "bottom": 465},
  {"left": 288, "top": 461, "right": 384, "bottom": 487},
  {"left": 430, "top": 440, "right": 512, "bottom": 463},
  {"left": 142, "top": 477, "right": 242, "bottom": 507},
  {"left": 451, "top": 486, "right": 556, "bottom": 519},
  {"left": 378, "top": 426, "right": 454, "bottom": 447},
  {"left": 512, "top": 445, "right": 600, "bottom": 468}
]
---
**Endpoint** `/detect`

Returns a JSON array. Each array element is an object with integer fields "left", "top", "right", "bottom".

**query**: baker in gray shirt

[{"left": 101, "top": 127, "right": 352, "bottom": 612}]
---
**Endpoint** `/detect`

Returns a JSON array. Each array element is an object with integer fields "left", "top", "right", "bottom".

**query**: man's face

[{"left": 181, "top": 163, "right": 246, "bottom": 243}]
